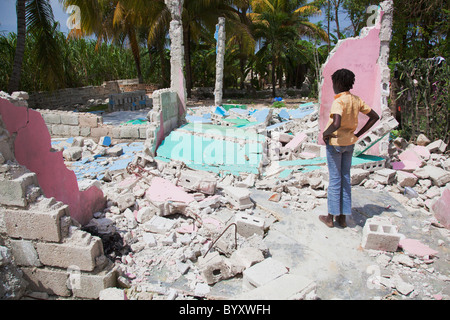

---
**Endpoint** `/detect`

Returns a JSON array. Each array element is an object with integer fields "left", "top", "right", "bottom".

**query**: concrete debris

[{"left": 2, "top": 67, "right": 450, "bottom": 301}]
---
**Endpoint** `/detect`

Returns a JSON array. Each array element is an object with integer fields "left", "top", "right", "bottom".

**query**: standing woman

[{"left": 320, "top": 69, "right": 380, "bottom": 228}]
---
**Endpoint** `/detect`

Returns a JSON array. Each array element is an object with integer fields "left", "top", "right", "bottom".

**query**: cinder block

[
  {"left": 91, "top": 126, "right": 111, "bottom": 138},
  {"left": 177, "top": 169, "right": 217, "bottom": 195},
  {"left": 80, "top": 127, "right": 91, "bottom": 137},
  {"left": 235, "top": 213, "right": 265, "bottom": 238},
  {"left": 71, "top": 264, "right": 117, "bottom": 299},
  {"left": 139, "top": 127, "right": 147, "bottom": 139},
  {"left": 52, "top": 124, "right": 71, "bottom": 136},
  {"left": 60, "top": 113, "right": 79, "bottom": 125},
  {"left": 223, "top": 186, "right": 254, "bottom": 210},
  {"left": 21, "top": 267, "right": 71, "bottom": 297},
  {"left": 36, "top": 233, "right": 104, "bottom": 271},
  {"left": 10, "top": 239, "right": 42, "bottom": 267},
  {"left": 120, "top": 126, "right": 140, "bottom": 139},
  {"left": 242, "top": 258, "right": 288, "bottom": 290},
  {"left": 41, "top": 112, "right": 61, "bottom": 124},
  {"left": 303, "top": 143, "right": 322, "bottom": 157},
  {"left": 79, "top": 114, "right": 99, "bottom": 128},
  {"left": 198, "top": 252, "right": 234, "bottom": 285},
  {"left": 5, "top": 205, "right": 67, "bottom": 242},
  {"left": 0, "top": 172, "right": 38, "bottom": 207},
  {"left": 361, "top": 218, "right": 401, "bottom": 252},
  {"left": 69, "top": 125, "right": 80, "bottom": 136}
]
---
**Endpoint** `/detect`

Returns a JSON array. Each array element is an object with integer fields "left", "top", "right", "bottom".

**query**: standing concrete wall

[
  {"left": 165, "top": 0, "right": 187, "bottom": 118},
  {"left": 318, "top": 0, "right": 394, "bottom": 157}
]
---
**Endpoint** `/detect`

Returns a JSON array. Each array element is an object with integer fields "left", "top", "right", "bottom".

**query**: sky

[
  {"left": 0, "top": 0, "right": 351, "bottom": 37},
  {"left": 0, "top": 0, "right": 71, "bottom": 35}
]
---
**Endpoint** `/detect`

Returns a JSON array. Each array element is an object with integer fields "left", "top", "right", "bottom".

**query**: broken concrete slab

[
  {"left": 423, "top": 165, "right": 450, "bottom": 187},
  {"left": 237, "top": 274, "right": 316, "bottom": 300},
  {"left": 431, "top": 186, "right": 450, "bottom": 229},
  {"left": 426, "top": 139, "right": 447, "bottom": 154},
  {"left": 398, "top": 238, "right": 439, "bottom": 258},
  {"left": 242, "top": 258, "right": 288, "bottom": 290}
]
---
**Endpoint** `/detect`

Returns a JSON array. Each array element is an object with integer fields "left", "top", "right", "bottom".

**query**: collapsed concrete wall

[
  {"left": 0, "top": 102, "right": 116, "bottom": 299},
  {"left": 318, "top": 0, "right": 394, "bottom": 157},
  {"left": 0, "top": 97, "right": 105, "bottom": 226}
]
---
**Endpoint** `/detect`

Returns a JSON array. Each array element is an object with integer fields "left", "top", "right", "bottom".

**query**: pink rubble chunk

[
  {"left": 431, "top": 186, "right": 450, "bottom": 229},
  {"left": 286, "top": 132, "right": 307, "bottom": 150},
  {"left": 146, "top": 177, "right": 195, "bottom": 204},
  {"left": 398, "top": 238, "right": 438, "bottom": 257}
]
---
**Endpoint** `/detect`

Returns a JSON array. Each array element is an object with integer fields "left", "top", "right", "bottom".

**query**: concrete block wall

[
  {"left": 37, "top": 109, "right": 148, "bottom": 142},
  {"left": 108, "top": 90, "right": 151, "bottom": 112},
  {"left": 28, "top": 81, "right": 120, "bottom": 110},
  {"left": 0, "top": 97, "right": 116, "bottom": 299},
  {"left": 144, "top": 88, "right": 183, "bottom": 157},
  {"left": 27, "top": 80, "right": 158, "bottom": 110}
]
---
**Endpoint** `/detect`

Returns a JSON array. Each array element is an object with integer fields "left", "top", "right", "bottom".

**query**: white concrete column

[{"left": 214, "top": 17, "right": 226, "bottom": 107}]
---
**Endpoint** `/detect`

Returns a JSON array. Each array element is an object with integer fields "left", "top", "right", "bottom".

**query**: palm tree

[
  {"left": 8, "top": 0, "right": 26, "bottom": 94},
  {"left": 249, "top": 0, "right": 328, "bottom": 97},
  {"left": 60, "top": 0, "right": 148, "bottom": 83},
  {"left": 8, "top": 0, "right": 64, "bottom": 93}
]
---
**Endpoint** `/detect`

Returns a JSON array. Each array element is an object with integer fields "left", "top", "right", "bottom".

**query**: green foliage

[
  {"left": 272, "top": 100, "right": 286, "bottom": 108},
  {"left": 0, "top": 28, "right": 141, "bottom": 93},
  {"left": 394, "top": 58, "right": 450, "bottom": 145}
]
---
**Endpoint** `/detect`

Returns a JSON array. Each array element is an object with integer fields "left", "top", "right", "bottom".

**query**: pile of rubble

[
  {"left": 359, "top": 135, "right": 449, "bottom": 217},
  {"left": 55, "top": 100, "right": 449, "bottom": 300},
  {"left": 2, "top": 88, "right": 449, "bottom": 299}
]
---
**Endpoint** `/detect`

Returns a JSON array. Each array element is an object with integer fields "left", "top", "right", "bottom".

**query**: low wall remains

[
  {"left": 37, "top": 109, "right": 148, "bottom": 142},
  {"left": 27, "top": 79, "right": 158, "bottom": 110}
]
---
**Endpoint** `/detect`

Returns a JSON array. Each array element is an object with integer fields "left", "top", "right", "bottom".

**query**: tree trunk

[
  {"left": 8, "top": 0, "right": 27, "bottom": 94},
  {"left": 334, "top": 0, "right": 341, "bottom": 40},
  {"left": 183, "top": 25, "right": 192, "bottom": 98},
  {"left": 271, "top": 54, "right": 276, "bottom": 98},
  {"left": 128, "top": 28, "right": 143, "bottom": 84},
  {"left": 327, "top": 1, "right": 331, "bottom": 54}
]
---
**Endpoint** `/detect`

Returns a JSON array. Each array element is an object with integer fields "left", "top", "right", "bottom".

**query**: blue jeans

[{"left": 326, "top": 142, "right": 354, "bottom": 216}]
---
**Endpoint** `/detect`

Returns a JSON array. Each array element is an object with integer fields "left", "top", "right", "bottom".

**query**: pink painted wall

[
  {"left": 319, "top": 13, "right": 384, "bottom": 155},
  {"left": 0, "top": 99, "right": 105, "bottom": 225}
]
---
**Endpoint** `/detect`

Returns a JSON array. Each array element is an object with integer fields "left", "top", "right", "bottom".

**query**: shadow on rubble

[
  {"left": 81, "top": 225, "right": 132, "bottom": 261},
  {"left": 348, "top": 186, "right": 406, "bottom": 229},
  {"left": 349, "top": 204, "right": 390, "bottom": 228}
]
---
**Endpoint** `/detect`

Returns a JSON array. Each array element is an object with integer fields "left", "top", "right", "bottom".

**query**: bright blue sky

[
  {"left": 0, "top": 0, "right": 70, "bottom": 34},
  {"left": 0, "top": 0, "right": 351, "bottom": 37}
]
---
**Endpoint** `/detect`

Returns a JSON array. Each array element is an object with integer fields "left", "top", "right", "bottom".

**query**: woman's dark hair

[{"left": 332, "top": 69, "right": 355, "bottom": 91}]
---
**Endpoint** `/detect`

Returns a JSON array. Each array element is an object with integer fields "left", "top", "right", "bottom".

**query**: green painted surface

[
  {"left": 156, "top": 125, "right": 265, "bottom": 175},
  {"left": 222, "top": 104, "right": 247, "bottom": 111}
]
